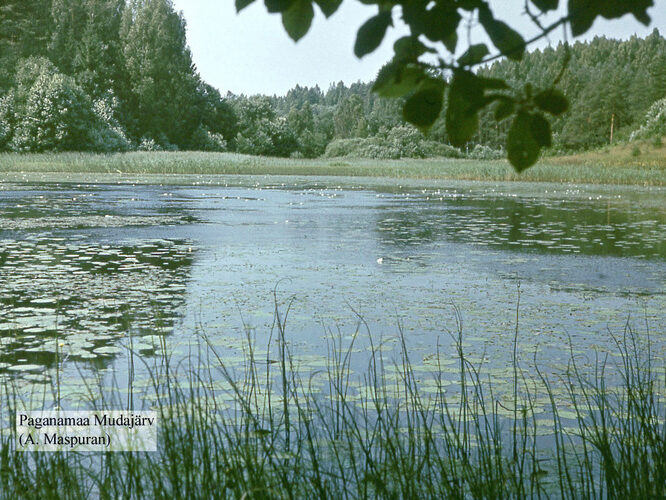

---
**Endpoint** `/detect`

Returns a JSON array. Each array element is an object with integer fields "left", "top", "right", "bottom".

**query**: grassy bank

[
  {"left": 549, "top": 138, "right": 666, "bottom": 171},
  {"left": 1, "top": 301, "right": 664, "bottom": 499},
  {"left": 1, "top": 151, "right": 664, "bottom": 186}
]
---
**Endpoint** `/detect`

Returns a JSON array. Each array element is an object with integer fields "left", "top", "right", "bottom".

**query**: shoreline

[{"left": 0, "top": 151, "right": 664, "bottom": 187}]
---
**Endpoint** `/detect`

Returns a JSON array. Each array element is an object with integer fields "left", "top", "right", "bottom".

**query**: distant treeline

[{"left": 1, "top": 0, "right": 665, "bottom": 158}]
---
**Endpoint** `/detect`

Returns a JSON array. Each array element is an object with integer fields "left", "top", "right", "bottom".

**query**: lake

[{"left": 0, "top": 174, "right": 664, "bottom": 416}]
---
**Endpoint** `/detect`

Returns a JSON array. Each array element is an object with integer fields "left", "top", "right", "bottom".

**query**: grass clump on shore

[
  {"left": 0, "top": 151, "right": 664, "bottom": 186},
  {"left": 1, "top": 300, "right": 665, "bottom": 499}
]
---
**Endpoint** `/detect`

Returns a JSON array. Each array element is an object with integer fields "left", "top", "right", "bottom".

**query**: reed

[
  {"left": 0, "top": 151, "right": 663, "bottom": 186},
  {"left": 0, "top": 301, "right": 663, "bottom": 498}
]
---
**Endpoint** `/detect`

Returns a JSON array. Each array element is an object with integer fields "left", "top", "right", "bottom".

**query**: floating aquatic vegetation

[{"left": 0, "top": 236, "right": 194, "bottom": 371}]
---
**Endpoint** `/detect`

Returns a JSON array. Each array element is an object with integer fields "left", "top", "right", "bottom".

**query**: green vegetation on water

[
  {"left": 1, "top": 301, "right": 664, "bottom": 499},
  {"left": 0, "top": 151, "right": 664, "bottom": 186}
]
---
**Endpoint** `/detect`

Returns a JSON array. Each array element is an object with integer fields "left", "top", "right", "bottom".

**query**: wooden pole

[{"left": 610, "top": 113, "right": 615, "bottom": 144}]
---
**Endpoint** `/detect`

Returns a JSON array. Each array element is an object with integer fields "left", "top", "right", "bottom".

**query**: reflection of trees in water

[
  {"left": 375, "top": 196, "right": 666, "bottom": 259},
  {"left": 0, "top": 239, "right": 194, "bottom": 375}
]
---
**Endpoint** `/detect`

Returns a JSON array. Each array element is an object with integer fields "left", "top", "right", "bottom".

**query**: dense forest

[{"left": 0, "top": 0, "right": 665, "bottom": 159}]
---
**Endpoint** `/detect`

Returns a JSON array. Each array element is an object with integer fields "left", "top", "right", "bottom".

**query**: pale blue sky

[{"left": 172, "top": 0, "right": 666, "bottom": 96}]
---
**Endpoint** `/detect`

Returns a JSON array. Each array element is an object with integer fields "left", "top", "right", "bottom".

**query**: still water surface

[{"left": 0, "top": 175, "right": 664, "bottom": 410}]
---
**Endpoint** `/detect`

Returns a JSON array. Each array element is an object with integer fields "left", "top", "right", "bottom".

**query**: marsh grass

[
  {"left": 0, "top": 300, "right": 664, "bottom": 499},
  {"left": 550, "top": 138, "right": 666, "bottom": 172},
  {"left": 0, "top": 151, "right": 664, "bottom": 186}
]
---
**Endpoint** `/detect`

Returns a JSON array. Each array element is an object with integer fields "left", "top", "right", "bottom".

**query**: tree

[
  {"left": 49, "top": 0, "right": 126, "bottom": 100},
  {"left": 120, "top": 0, "right": 200, "bottom": 147},
  {"left": 9, "top": 57, "right": 113, "bottom": 152},
  {"left": 231, "top": 95, "right": 298, "bottom": 156},
  {"left": 194, "top": 82, "right": 238, "bottom": 142},
  {"left": 333, "top": 94, "right": 365, "bottom": 139},
  {"left": 237, "top": 0, "right": 655, "bottom": 171},
  {"left": 0, "top": 0, "right": 51, "bottom": 91}
]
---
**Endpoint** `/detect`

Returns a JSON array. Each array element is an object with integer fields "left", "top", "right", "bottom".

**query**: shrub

[
  {"left": 466, "top": 143, "right": 504, "bottom": 160},
  {"left": 189, "top": 124, "right": 227, "bottom": 152},
  {"left": 8, "top": 58, "right": 128, "bottom": 153},
  {"left": 297, "top": 129, "right": 327, "bottom": 158},
  {"left": 0, "top": 91, "right": 15, "bottom": 150},
  {"left": 90, "top": 93, "right": 132, "bottom": 152},
  {"left": 630, "top": 97, "right": 666, "bottom": 142},
  {"left": 323, "top": 126, "right": 463, "bottom": 159},
  {"left": 234, "top": 118, "right": 297, "bottom": 157},
  {"left": 14, "top": 57, "right": 58, "bottom": 92},
  {"left": 10, "top": 71, "right": 96, "bottom": 152},
  {"left": 235, "top": 129, "right": 273, "bottom": 156},
  {"left": 138, "top": 136, "right": 163, "bottom": 152}
]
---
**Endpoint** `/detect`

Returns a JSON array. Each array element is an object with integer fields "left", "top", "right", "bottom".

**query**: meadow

[{"left": 1, "top": 151, "right": 664, "bottom": 186}]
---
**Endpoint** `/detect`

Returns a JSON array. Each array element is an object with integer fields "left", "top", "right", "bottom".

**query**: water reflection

[
  {"left": 0, "top": 237, "right": 193, "bottom": 378},
  {"left": 376, "top": 193, "right": 665, "bottom": 259},
  {"left": 0, "top": 178, "right": 664, "bottom": 392},
  {"left": 0, "top": 183, "right": 197, "bottom": 380}
]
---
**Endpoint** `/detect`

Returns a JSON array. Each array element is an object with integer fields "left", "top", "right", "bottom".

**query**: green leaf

[
  {"left": 265, "top": 0, "right": 296, "bottom": 13},
  {"left": 373, "top": 63, "right": 427, "bottom": 98},
  {"left": 393, "top": 36, "right": 432, "bottom": 62},
  {"left": 451, "top": 70, "right": 503, "bottom": 106},
  {"left": 282, "top": 0, "right": 314, "bottom": 41},
  {"left": 314, "top": 0, "right": 342, "bottom": 17},
  {"left": 446, "top": 71, "right": 486, "bottom": 147},
  {"left": 534, "top": 88, "right": 569, "bottom": 115},
  {"left": 599, "top": 0, "right": 652, "bottom": 24},
  {"left": 422, "top": 4, "right": 461, "bottom": 46},
  {"left": 443, "top": 31, "right": 458, "bottom": 53},
  {"left": 567, "top": 0, "right": 596, "bottom": 36},
  {"left": 478, "top": 7, "right": 525, "bottom": 61},
  {"left": 236, "top": 0, "right": 256, "bottom": 12},
  {"left": 531, "top": 113, "right": 552, "bottom": 147},
  {"left": 568, "top": 0, "right": 652, "bottom": 37},
  {"left": 476, "top": 76, "right": 509, "bottom": 90},
  {"left": 458, "top": 44, "right": 489, "bottom": 67},
  {"left": 507, "top": 111, "right": 541, "bottom": 171},
  {"left": 458, "top": 0, "right": 483, "bottom": 10},
  {"left": 354, "top": 12, "right": 392, "bottom": 58},
  {"left": 494, "top": 99, "right": 515, "bottom": 121},
  {"left": 402, "top": 1, "right": 460, "bottom": 51},
  {"left": 531, "top": 0, "right": 558, "bottom": 12},
  {"left": 402, "top": 80, "right": 445, "bottom": 133}
]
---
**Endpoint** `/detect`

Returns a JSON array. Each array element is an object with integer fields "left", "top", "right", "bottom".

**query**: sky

[{"left": 172, "top": 0, "right": 666, "bottom": 97}]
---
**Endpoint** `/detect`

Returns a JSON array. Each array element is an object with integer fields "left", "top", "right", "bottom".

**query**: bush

[
  {"left": 235, "top": 129, "right": 273, "bottom": 156},
  {"left": 90, "top": 93, "right": 132, "bottom": 152},
  {"left": 10, "top": 71, "right": 96, "bottom": 152},
  {"left": 630, "top": 97, "right": 666, "bottom": 142},
  {"left": 14, "top": 57, "right": 58, "bottom": 92},
  {"left": 324, "top": 126, "right": 463, "bottom": 159},
  {"left": 234, "top": 117, "right": 297, "bottom": 157},
  {"left": 297, "top": 129, "right": 327, "bottom": 158},
  {"left": 189, "top": 125, "right": 227, "bottom": 152},
  {"left": 466, "top": 143, "right": 504, "bottom": 160},
  {"left": 0, "top": 91, "right": 15, "bottom": 150},
  {"left": 8, "top": 58, "right": 129, "bottom": 153},
  {"left": 137, "top": 136, "right": 163, "bottom": 152}
]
